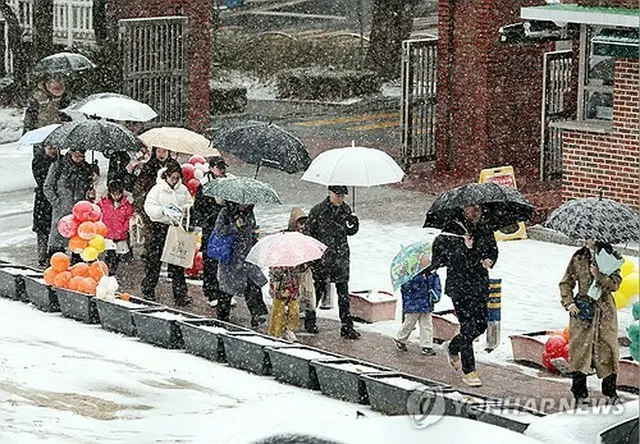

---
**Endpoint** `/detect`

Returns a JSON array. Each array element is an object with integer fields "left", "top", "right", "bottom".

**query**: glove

[{"left": 567, "top": 303, "right": 580, "bottom": 316}]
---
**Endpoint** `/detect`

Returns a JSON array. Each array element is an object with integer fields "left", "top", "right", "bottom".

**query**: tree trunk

[
  {"left": 92, "top": 0, "right": 108, "bottom": 45},
  {"left": 33, "top": 0, "right": 54, "bottom": 63},
  {"left": 364, "top": 0, "right": 417, "bottom": 80},
  {"left": 0, "top": 0, "right": 30, "bottom": 90}
]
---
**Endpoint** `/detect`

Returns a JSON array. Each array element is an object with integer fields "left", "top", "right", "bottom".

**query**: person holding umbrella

[
  {"left": 23, "top": 74, "right": 69, "bottom": 137},
  {"left": 306, "top": 185, "right": 361, "bottom": 339},
  {"left": 31, "top": 144, "right": 59, "bottom": 266}
]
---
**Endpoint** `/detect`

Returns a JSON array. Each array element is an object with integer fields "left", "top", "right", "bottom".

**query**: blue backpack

[
  {"left": 207, "top": 230, "right": 235, "bottom": 265},
  {"left": 427, "top": 273, "right": 442, "bottom": 304}
]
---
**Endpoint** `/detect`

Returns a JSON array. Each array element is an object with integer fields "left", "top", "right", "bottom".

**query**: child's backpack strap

[{"left": 427, "top": 272, "right": 442, "bottom": 304}]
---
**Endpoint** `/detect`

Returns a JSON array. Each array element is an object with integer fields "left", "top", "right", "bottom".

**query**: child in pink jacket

[{"left": 98, "top": 179, "right": 134, "bottom": 274}]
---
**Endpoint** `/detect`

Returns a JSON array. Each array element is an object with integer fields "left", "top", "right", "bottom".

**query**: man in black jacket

[
  {"left": 426, "top": 204, "right": 498, "bottom": 387},
  {"left": 307, "top": 186, "right": 361, "bottom": 339}
]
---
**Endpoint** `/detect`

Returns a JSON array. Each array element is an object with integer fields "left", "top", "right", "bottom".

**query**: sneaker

[
  {"left": 462, "top": 371, "right": 482, "bottom": 387},
  {"left": 230, "top": 297, "right": 238, "bottom": 307},
  {"left": 341, "top": 328, "right": 361, "bottom": 340},
  {"left": 442, "top": 341, "right": 461, "bottom": 371},
  {"left": 282, "top": 329, "right": 297, "bottom": 342},
  {"left": 421, "top": 347, "right": 436, "bottom": 356},
  {"left": 393, "top": 339, "right": 408, "bottom": 351},
  {"left": 208, "top": 299, "right": 219, "bottom": 308}
]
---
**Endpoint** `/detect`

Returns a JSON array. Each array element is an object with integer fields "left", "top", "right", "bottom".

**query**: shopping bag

[
  {"left": 161, "top": 225, "right": 198, "bottom": 268},
  {"left": 207, "top": 230, "right": 235, "bottom": 265}
]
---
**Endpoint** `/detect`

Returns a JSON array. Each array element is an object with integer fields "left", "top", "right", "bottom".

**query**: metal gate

[
  {"left": 540, "top": 50, "right": 574, "bottom": 182},
  {"left": 401, "top": 37, "right": 437, "bottom": 165},
  {"left": 119, "top": 16, "right": 188, "bottom": 127}
]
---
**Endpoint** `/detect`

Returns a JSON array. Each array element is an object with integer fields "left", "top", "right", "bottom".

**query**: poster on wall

[{"left": 479, "top": 166, "right": 528, "bottom": 241}]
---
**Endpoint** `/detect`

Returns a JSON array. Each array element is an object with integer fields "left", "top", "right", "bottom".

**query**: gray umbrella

[
  {"left": 202, "top": 176, "right": 282, "bottom": 205},
  {"left": 33, "top": 52, "right": 95, "bottom": 76},
  {"left": 546, "top": 197, "right": 640, "bottom": 244},
  {"left": 42, "top": 120, "right": 142, "bottom": 153}
]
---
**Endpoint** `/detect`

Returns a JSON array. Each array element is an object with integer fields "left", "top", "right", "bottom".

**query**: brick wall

[
  {"left": 578, "top": 0, "right": 639, "bottom": 8},
  {"left": 561, "top": 59, "right": 640, "bottom": 209}
]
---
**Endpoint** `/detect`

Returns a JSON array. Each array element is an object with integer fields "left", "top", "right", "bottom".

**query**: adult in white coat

[{"left": 142, "top": 162, "right": 193, "bottom": 305}]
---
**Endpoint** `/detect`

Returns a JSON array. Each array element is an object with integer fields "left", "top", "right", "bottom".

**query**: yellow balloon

[
  {"left": 88, "top": 234, "right": 106, "bottom": 253},
  {"left": 621, "top": 257, "right": 638, "bottom": 278},
  {"left": 620, "top": 272, "right": 640, "bottom": 299},
  {"left": 614, "top": 290, "right": 630, "bottom": 310},
  {"left": 80, "top": 246, "right": 99, "bottom": 262}
]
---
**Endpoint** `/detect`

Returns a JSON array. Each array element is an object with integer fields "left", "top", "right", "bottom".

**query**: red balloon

[
  {"left": 188, "top": 155, "right": 206, "bottom": 166},
  {"left": 186, "top": 178, "right": 200, "bottom": 196},
  {"left": 182, "top": 164, "right": 195, "bottom": 181},
  {"left": 88, "top": 203, "right": 102, "bottom": 222},
  {"left": 544, "top": 335, "right": 567, "bottom": 359},
  {"left": 542, "top": 351, "right": 556, "bottom": 372},
  {"left": 58, "top": 214, "right": 79, "bottom": 238},
  {"left": 186, "top": 252, "right": 203, "bottom": 277},
  {"left": 72, "top": 201, "right": 94, "bottom": 222},
  {"left": 562, "top": 343, "right": 570, "bottom": 361}
]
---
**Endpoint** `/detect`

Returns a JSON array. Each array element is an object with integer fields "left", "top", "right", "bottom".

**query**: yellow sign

[{"left": 479, "top": 166, "right": 527, "bottom": 241}]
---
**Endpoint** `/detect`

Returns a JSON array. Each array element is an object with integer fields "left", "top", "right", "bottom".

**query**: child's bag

[
  {"left": 207, "top": 229, "right": 235, "bottom": 265},
  {"left": 427, "top": 272, "right": 442, "bottom": 304}
]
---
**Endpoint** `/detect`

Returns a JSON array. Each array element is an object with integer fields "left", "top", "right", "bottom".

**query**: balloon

[
  {"left": 121, "top": 292, "right": 131, "bottom": 301},
  {"left": 544, "top": 335, "right": 567, "bottom": 359},
  {"left": 633, "top": 300, "right": 640, "bottom": 321},
  {"left": 561, "top": 343, "right": 570, "bottom": 361},
  {"left": 619, "top": 272, "right": 639, "bottom": 300},
  {"left": 198, "top": 163, "right": 209, "bottom": 172},
  {"left": 77, "top": 221, "right": 97, "bottom": 240},
  {"left": 43, "top": 267, "right": 58, "bottom": 285},
  {"left": 181, "top": 164, "right": 195, "bottom": 181},
  {"left": 69, "top": 235, "right": 89, "bottom": 253},
  {"left": 95, "top": 286, "right": 108, "bottom": 299},
  {"left": 188, "top": 155, "right": 206, "bottom": 165},
  {"left": 541, "top": 351, "right": 556, "bottom": 372},
  {"left": 50, "top": 252, "right": 70, "bottom": 272},
  {"left": 57, "top": 214, "right": 79, "bottom": 238},
  {"left": 186, "top": 178, "right": 200, "bottom": 196},
  {"left": 88, "top": 204, "right": 102, "bottom": 222},
  {"left": 68, "top": 276, "right": 85, "bottom": 292},
  {"left": 620, "top": 257, "right": 638, "bottom": 277},
  {"left": 53, "top": 271, "right": 72, "bottom": 289},
  {"left": 194, "top": 168, "right": 204, "bottom": 180},
  {"left": 562, "top": 325, "right": 570, "bottom": 343},
  {"left": 77, "top": 277, "right": 97, "bottom": 295},
  {"left": 89, "top": 234, "right": 106, "bottom": 252},
  {"left": 614, "top": 290, "right": 629, "bottom": 310},
  {"left": 186, "top": 252, "right": 203, "bottom": 277},
  {"left": 89, "top": 261, "right": 109, "bottom": 281},
  {"left": 106, "top": 277, "right": 119, "bottom": 294},
  {"left": 70, "top": 263, "right": 90, "bottom": 277},
  {"left": 628, "top": 323, "right": 640, "bottom": 343},
  {"left": 72, "top": 201, "right": 95, "bottom": 222},
  {"left": 95, "top": 221, "right": 108, "bottom": 237},
  {"left": 80, "top": 246, "right": 99, "bottom": 262},
  {"left": 631, "top": 342, "right": 640, "bottom": 362}
]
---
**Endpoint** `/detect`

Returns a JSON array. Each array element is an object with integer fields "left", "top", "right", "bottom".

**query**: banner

[{"left": 479, "top": 166, "right": 528, "bottom": 241}]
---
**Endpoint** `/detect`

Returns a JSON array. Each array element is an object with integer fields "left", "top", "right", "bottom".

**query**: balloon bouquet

[
  {"left": 181, "top": 155, "right": 207, "bottom": 278},
  {"left": 629, "top": 300, "right": 640, "bottom": 362}
]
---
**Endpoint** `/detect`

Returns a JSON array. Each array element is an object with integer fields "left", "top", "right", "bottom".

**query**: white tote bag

[{"left": 161, "top": 206, "right": 197, "bottom": 268}]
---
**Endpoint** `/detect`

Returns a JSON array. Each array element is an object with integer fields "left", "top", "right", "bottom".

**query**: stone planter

[
  {"left": 618, "top": 356, "right": 639, "bottom": 392},
  {"left": 130, "top": 308, "right": 202, "bottom": 349},
  {"left": 95, "top": 296, "right": 163, "bottom": 337},
  {"left": 221, "top": 332, "right": 296, "bottom": 376},
  {"left": 349, "top": 291, "right": 397, "bottom": 323},
  {"left": 432, "top": 309, "right": 460, "bottom": 343},
  {"left": 440, "top": 390, "right": 502, "bottom": 420},
  {"left": 178, "top": 318, "right": 251, "bottom": 362},
  {"left": 360, "top": 372, "right": 453, "bottom": 416},
  {"left": 509, "top": 330, "right": 553, "bottom": 369},
  {"left": 24, "top": 277, "right": 59, "bottom": 312},
  {"left": 0, "top": 264, "right": 42, "bottom": 301},
  {"left": 265, "top": 345, "right": 346, "bottom": 390},
  {"left": 56, "top": 288, "right": 99, "bottom": 324},
  {"left": 474, "top": 403, "right": 545, "bottom": 433},
  {"left": 310, "top": 358, "right": 394, "bottom": 404}
]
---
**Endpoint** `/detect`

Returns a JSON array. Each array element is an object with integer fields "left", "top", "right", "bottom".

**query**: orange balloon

[
  {"left": 95, "top": 221, "right": 107, "bottom": 237},
  {"left": 43, "top": 267, "right": 58, "bottom": 285},
  {"left": 50, "top": 252, "right": 70, "bottom": 272},
  {"left": 53, "top": 271, "right": 72, "bottom": 289},
  {"left": 70, "top": 263, "right": 90, "bottom": 277},
  {"left": 77, "top": 221, "right": 97, "bottom": 240},
  {"left": 78, "top": 277, "right": 97, "bottom": 295},
  {"left": 89, "top": 261, "right": 109, "bottom": 281},
  {"left": 68, "top": 276, "right": 85, "bottom": 292},
  {"left": 563, "top": 325, "right": 570, "bottom": 342},
  {"left": 69, "top": 235, "right": 88, "bottom": 253},
  {"left": 120, "top": 292, "right": 131, "bottom": 301}
]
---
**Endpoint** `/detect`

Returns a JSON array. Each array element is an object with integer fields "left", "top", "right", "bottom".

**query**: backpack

[
  {"left": 207, "top": 229, "right": 235, "bottom": 265},
  {"left": 427, "top": 273, "right": 442, "bottom": 304}
]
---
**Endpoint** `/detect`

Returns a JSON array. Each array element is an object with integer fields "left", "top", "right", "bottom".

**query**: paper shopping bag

[{"left": 161, "top": 225, "right": 198, "bottom": 268}]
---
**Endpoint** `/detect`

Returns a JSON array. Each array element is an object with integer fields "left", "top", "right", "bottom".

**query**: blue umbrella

[{"left": 18, "top": 124, "right": 61, "bottom": 146}]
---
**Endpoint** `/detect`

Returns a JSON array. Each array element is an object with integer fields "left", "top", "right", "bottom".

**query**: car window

[{"left": 598, "top": 417, "right": 639, "bottom": 444}]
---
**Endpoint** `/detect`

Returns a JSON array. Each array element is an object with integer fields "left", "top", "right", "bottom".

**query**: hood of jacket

[{"left": 288, "top": 207, "right": 308, "bottom": 231}]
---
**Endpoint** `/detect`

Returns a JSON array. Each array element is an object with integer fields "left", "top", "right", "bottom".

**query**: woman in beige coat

[{"left": 559, "top": 237, "right": 622, "bottom": 403}]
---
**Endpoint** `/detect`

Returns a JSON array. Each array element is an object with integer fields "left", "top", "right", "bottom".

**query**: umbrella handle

[{"left": 352, "top": 186, "right": 356, "bottom": 211}]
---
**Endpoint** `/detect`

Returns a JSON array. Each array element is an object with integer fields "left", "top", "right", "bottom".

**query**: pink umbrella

[{"left": 245, "top": 231, "right": 326, "bottom": 268}]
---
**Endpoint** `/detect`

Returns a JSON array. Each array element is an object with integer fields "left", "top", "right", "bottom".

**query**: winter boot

[
  {"left": 393, "top": 339, "right": 408, "bottom": 351},
  {"left": 462, "top": 371, "right": 482, "bottom": 387},
  {"left": 421, "top": 347, "right": 436, "bottom": 356},
  {"left": 304, "top": 310, "right": 319, "bottom": 334},
  {"left": 341, "top": 326, "right": 361, "bottom": 340},
  {"left": 442, "top": 341, "right": 461, "bottom": 371}
]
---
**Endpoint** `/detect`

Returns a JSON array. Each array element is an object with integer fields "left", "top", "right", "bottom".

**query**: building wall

[
  {"left": 578, "top": 0, "right": 639, "bottom": 8},
  {"left": 561, "top": 59, "right": 640, "bottom": 209}
]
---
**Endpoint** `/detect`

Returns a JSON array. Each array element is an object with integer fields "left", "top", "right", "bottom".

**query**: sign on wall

[{"left": 479, "top": 166, "right": 528, "bottom": 241}]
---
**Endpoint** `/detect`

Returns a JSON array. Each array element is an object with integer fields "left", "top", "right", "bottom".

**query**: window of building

[{"left": 579, "top": 26, "right": 615, "bottom": 121}]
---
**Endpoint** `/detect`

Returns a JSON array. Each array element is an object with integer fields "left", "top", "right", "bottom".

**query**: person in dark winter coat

[
  {"left": 306, "top": 185, "right": 361, "bottom": 339},
  {"left": 214, "top": 202, "right": 268, "bottom": 327},
  {"left": 106, "top": 150, "right": 135, "bottom": 192},
  {"left": 43, "top": 148, "right": 93, "bottom": 258},
  {"left": 31, "top": 145, "right": 59, "bottom": 266},
  {"left": 192, "top": 156, "right": 228, "bottom": 306},
  {"left": 23, "top": 76, "right": 68, "bottom": 135},
  {"left": 425, "top": 204, "right": 498, "bottom": 387}
]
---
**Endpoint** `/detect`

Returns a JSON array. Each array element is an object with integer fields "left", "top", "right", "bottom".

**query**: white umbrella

[
  {"left": 139, "top": 127, "right": 219, "bottom": 156},
  {"left": 62, "top": 92, "right": 132, "bottom": 121},
  {"left": 18, "top": 124, "right": 61, "bottom": 146},
  {"left": 77, "top": 97, "right": 158, "bottom": 122}
]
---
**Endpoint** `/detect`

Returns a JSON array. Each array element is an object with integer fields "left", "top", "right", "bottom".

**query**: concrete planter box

[
  {"left": 349, "top": 291, "right": 397, "bottom": 323},
  {"left": 509, "top": 330, "right": 553, "bottom": 369},
  {"left": 221, "top": 332, "right": 296, "bottom": 376},
  {"left": 178, "top": 318, "right": 251, "bottom": 362},
  {"left": 475, "top": 403, "right": 545, "bottom": 433},
  {"left": 440, "top": 390, "right": 502, "bottom": 420},
  {"left": 310, "top": 358, "right": 394, "bottom": 404},
  {"left": 0, "top": 265, "right": 42, "bottom": 301},
  {"left": 56, "top": 288, "right": 99, "bottom": 324},
  {"left": 432, "top": 309, "right": 460, "bottom": 343},
  {"left": 24, "top": 277, "right": 59, "bottom": 312},
  {"left": 618, "top": 356, "right": 639, "bottom": 392},
  {"left": 360, "top": 372, "right": 453, "bottom": 416},
  {"left": 95, "top": 296, "right": 162, "bottom": 337},
  {"left": 131, "top": 308, "right": 202, "bottom": 349},
  {"left": 265, "top": 346, "right": 346, "bottom": 390}
]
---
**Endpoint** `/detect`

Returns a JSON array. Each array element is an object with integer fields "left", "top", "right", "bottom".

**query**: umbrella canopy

[
  {"left": 390, "top": 240, "right": 432, "bottom": 290},
  {"left": 62, "top": 93, "right": 132, "bottom": 120},
  {"left": 77, "top": 97, "right": 157, "bottom": 122},
  {"left": 18, "top": 124, "right": 61, "bottom": 146},
  {"left": 33, "top": 52, "right": 95, "bottom": 76},
  {"left": 545, "top": 197, "right": 640, "bottom": 244},
  {"left": 202, "top": 176, "right": 282, "bottom": 205},
  {"left": 246, "top": 231, "right": 327, "bottom": 267},
  {"left": 301, "top": 146, "right": 404, "bottom": 187},
  {"left": 423, "top": 182, "right": 535, "bottom": 232},
  {"left": 212, "top": 121, "right": 311, "bottom": 174},
  {"left": 140, "top": 127, "right": 219, "bottom": 156},
  {"left": 42, "top": 120, "right": 141, "bottom": 153}
]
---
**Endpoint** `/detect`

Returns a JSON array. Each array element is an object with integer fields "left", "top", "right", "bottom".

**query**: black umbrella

[
  {"left": 545, "top": 196, "right": 640, "bottom": 244},
  {"left": 33, "top": 52, "right": 95, "bottom": 76},
  {"left": 211, "top": 121, "right": 311, "bottom": 174},
  {"left": 42, "top": 120, "right": 141, "bottom": 153},
  {"left": 423, "top": 182, "right": 535, "bottom": 231}
]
